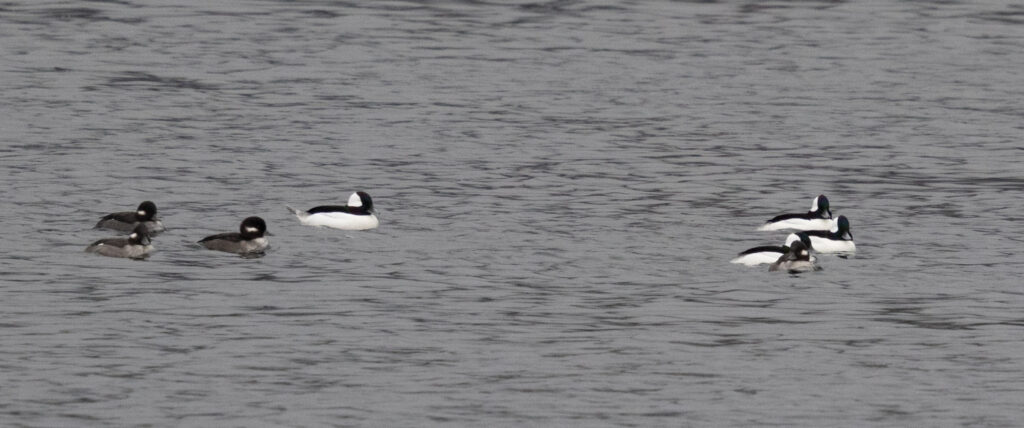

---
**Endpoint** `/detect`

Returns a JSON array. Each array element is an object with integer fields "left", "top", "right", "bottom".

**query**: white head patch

[
  {"left": 129, "top": 233, "right": 138, "bottom": 239},
  {"left": 830, "top": 221, "right": 840, "bottom": 233},
  {"left": 810, "top": 196, "right": 820, "bottom": 212},
  {"left": 245, "top": 226, "right": 260, "bottom": 233},
  {"left": 347, "top": 192, "right": 362, "bottom": 207},
  {"left": 137, "top": 210, "right": 147, "bottom": 216}
]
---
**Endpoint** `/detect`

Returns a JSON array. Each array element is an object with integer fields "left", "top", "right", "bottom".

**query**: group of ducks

[
  {"left": 730, "top": 195, "right": 857, "bottom": 273},
  {"left": 84, "top": 192, "right": 379, "bottom": 259},
  {"left": 85, "top": 191, "right": 854, "bottom": 269}
]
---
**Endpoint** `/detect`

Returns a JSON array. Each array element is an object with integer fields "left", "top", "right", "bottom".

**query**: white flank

[
  {"left": 301, "top": 212, "right": 379, "bottom": 230},
  {"left": 788, "top": 233, "right": 856, "bottom": 253},
  {"left": 731, "top": 252, "right": 783, "bottom": 266},
  {"left": 758, "top": 218, "right": 834, "bottom": 232},
  {"left": 733, "top": 251, "right": 818, "bottom": 266},
  {"left": 809, "top": 236, "right": 856, "bottom": 253}
]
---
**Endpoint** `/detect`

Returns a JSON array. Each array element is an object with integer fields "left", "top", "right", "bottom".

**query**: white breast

[
  {"left": 774, "top": 260, "right": 819, "bottom": 273},
  {"left": 244, "top": 237, "right": 270, "bottom": 253}
]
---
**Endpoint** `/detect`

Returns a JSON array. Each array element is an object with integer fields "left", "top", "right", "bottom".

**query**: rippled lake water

[{"left": 3, "top": 1, "right": 1024, "bottom": 426}]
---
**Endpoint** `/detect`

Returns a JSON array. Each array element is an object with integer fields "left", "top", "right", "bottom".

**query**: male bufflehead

[
  {"left": 731, "top": 233, "right": 816, "bottom": 266},
  {"left": 198, "top": 216, "right": 269, "bottom": 254},
  {"left": 758, "top": 194, "right": 834, "bottom": 231},
  {"left": 286, "top": 191, "right": 379, "bottom": 230},
  {"left": 95, "top": 200, "right": 165, "bottom": 234},
  {"left": 768, "top": 240, "right": 820, "bottom": 273},
  {"left": 85, "top": 224, "right": 154, "bottom": 259},
  {"left": 785, "top": 215, "right": 856, "bottom": 253}
]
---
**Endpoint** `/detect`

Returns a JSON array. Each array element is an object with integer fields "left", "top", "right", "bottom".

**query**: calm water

[{"left": 3, "top": 0, "right": 1024, "bottom": 426}]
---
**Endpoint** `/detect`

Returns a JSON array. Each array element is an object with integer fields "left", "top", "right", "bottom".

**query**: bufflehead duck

[
  {"left": 785, "top": 215, "right": 856, "bottom": 253},
  {"left": 731, "top": 233, "right": 816, "bottom": 266},
  {"left": 85, "top": 224, "right": 154, "bottom": 259},
  {"left": 286, "top": 191, "right": 379, "bottom": 230},
  {"left": 95, "top": 200, "right": 165, "bottom": 234},
  {"left": 757, "top": 194, "right": 833, "bottom": 231},
  {"left": 768, "top": 240, "right": 820, "bottom": 273},
  {"left": 198, "top": 216, "right": 269, "bottom": 254}
]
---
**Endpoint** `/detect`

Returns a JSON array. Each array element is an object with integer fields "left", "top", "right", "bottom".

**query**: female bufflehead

[
  {"left": 287, "top": 191, "right": 379, "bottom": 230},
  {"left": 758, "top": 194, "right": 833, "bottom": 231},
  {"left": 95, "top": 200, "right": 165, "bottom": 234},
  {"left": 198, "top": 216, "right": 269, "bottom": 254},
  {"left": 768, "top": 240, "right": 820, "bottom": 273},
  {"left": 85, "top": 224, "right": 154, "bottom": 259},
  {"left": 785, "top": 215, "right": 856, "bottom": 253},
  {"left": 731, "top": 233, "right": 816, "bottom": 266}
]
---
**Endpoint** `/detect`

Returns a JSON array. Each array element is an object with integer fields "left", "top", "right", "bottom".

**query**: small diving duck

[
  {"left": 198, "top": 216, "right": 269, "bottom": 254},
  {"left": 287, "top": 191, "right": 379, "bottom": 230},
  {"left": 731, "top": 233, "right": 816, "bottom": 266},
  {"left": 768, "top": 240, "right": 820, "bottom": 273},
  {"left": 85, "top": 224, "right": 154, "bottom": 259},
  {"left": 785, "top": 215, "right": 856, "bottom": 253},
  {"left": 95, "top": 200, "right": 165, "bottom": 234},
  {"left": 757, "top": 194, "right": 833, "bottom": 232}
]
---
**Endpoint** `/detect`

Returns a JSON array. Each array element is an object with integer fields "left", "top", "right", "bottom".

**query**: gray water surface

[{"left": 3, "top": 1, "right": 1024, "bottom": 426}]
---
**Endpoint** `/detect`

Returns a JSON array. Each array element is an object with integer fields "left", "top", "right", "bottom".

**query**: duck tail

[{"left": 285, "top": 206, "right": 307, "bottom": 219}]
